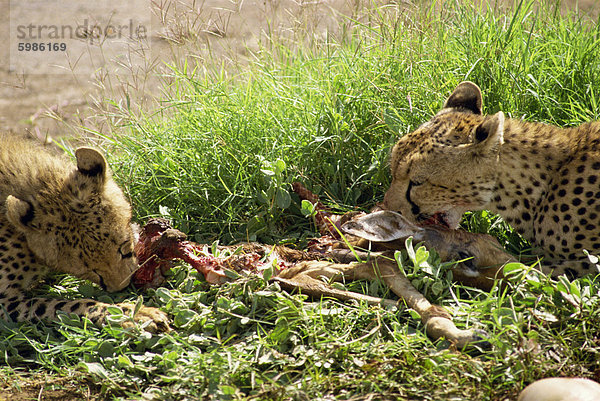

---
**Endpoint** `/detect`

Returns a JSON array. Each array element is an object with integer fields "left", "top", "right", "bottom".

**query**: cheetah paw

[{"left": 119, "top": 304, "right": 171, "bottom": 333}]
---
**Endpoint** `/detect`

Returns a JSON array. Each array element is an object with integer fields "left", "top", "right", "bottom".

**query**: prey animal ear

[
  {"left": 75, "top": 147, "right": 107, "bottom": 179},
  {"left": 342, "top": 210, "right": 425, "bottom": 242},
  {"left": 443, "top": 81, "right": 483, "bottom": 115}
]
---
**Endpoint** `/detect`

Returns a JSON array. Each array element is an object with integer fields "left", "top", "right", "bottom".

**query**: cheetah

[
  {"left": 383, "top": 81, "right": 600, "bottom": 278},
  {"left": 0, "top": 134, "right": 168, "bottom": 331}
]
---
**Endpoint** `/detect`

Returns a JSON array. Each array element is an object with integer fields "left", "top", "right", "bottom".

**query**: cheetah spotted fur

[
  {"left": 0, "top": 134, "right": 168, "bottom": 331},
  {"left": 383, "top": 81, "right": 600, "bottom": 278}
]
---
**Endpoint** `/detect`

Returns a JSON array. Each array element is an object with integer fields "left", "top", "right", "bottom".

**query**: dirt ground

[
  {"left": 0, "top": 0, "right": 363, "bottom": 143},
  {"left": 0, "top": 0, "right": 599, "bottom": 400},
  {"left": 0, "top": 371, "right": 104, "bottom": 401},
  {"left": 1, "top": 0, "right": 597, "bottom": 143}
]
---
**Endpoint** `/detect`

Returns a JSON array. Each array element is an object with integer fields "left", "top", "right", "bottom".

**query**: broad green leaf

[
  {"left": 78, "top": 362, "right": 109, "bottom": 380},
  {"left": 301, "top": 199, "right": 316, "bottom": 216},
  {"left": 275, "top": 187, "right": 291, "bottom": 209},
  {"left": 174, "top": 309, "right": 198, "bottom": 327},
  {"left": 274, "top": 159, "right": 286, "bottom": 175}
]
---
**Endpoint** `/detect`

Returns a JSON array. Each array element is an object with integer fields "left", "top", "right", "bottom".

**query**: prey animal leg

[
  {"left": 370, "top": 258, "right": 488, "bottom": 349},
  {"left": 271, "top": 276, "right": 397, "bottom": 307},
  {"left": 274, "top": 260, "right": 396, "bottom": 307},
  {"left": 277, "top": 258, "right": 488, "bottom": 349}
]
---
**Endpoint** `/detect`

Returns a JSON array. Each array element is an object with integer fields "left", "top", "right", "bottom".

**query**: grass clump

[
  {"left": 1, "top": 249, "right": 598, "bottom": 400},
  {"left": 2, "top": 1, "right": 600, "bottom": 400},
  {"left": 102, "top": 0, "right": 600, "bottom": 246}
]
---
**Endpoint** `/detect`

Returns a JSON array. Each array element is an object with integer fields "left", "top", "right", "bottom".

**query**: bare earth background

[
  {"left": 0, "top": 0, "right": 599, "bottom": 400},
  {"left": 0, "top": 0, "right": 366, "bottom": 142},
  {"left": 0, "top": 0, "right": 597, "bottom": 143}
]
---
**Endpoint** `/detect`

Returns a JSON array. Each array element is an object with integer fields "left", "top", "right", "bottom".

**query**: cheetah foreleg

[{"left": 0, "top": 294, "right": 169, "bottom": 333}]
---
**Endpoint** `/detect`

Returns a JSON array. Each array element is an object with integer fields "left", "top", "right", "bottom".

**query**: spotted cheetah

[
  {"left": 383, "top": 81, "right": 600, "bottom": 278},
  {"left": 0, "top": 135, "right": 168, "bottom": 331}
]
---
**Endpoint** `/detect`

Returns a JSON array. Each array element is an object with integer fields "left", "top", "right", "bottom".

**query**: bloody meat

[{"left": 133, "top": 183, "right": 362, "bottom": 288}]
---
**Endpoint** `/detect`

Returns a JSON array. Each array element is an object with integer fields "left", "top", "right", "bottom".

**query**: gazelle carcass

[
  {"left": 134, "top": 207, "right": 517, "bottom": 349},
  {"left": 273, "top": 209, "right": 516, "bottom": 349}
]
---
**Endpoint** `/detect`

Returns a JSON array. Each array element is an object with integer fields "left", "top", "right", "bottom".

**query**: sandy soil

[
  {"left": 0, "top": 0, "right": 598, "bottom": 400},
  {"left": 0, "top": 0, "right": 364, "bottom": 142},
  {"left": 1, "top": 0, "right": 597, "bottom": 143}
]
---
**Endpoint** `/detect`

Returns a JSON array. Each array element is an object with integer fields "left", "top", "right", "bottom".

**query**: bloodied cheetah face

[
  {"left": 383, "top": 82, "right": 600, "bottom": 277},
  {"left": 384, "top": 82, "right": 504, "bottom": 229}
]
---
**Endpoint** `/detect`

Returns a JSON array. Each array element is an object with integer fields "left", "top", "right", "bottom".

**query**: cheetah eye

[
  {"left": 120, "top": 250, "right": 134, "bottom": 259},
  {"left": 119, "top": 241, "right": 135, "bottom": 259}
]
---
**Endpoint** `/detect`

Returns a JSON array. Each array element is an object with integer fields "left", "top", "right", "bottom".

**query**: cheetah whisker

[{"left": 120, "top": 255, "right": 158, "bottom": 288}]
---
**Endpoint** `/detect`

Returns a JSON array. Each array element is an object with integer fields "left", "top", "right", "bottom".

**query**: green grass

[
  {"left": 98, "top": 0, "right": 600, "bottom": 244},
  {"left": 2, "top": 0, "right": 600, "bottom": 400}
]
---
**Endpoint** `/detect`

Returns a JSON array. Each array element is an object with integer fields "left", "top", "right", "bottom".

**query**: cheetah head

[
  {"left": 383, "top": 81, "right": 505, "bottom": 229},
  {"left": 5, "top": 148, "right": 137, "bottom": 292}
]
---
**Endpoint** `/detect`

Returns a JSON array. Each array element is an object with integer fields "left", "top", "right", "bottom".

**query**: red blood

[
  {"left": 132, "top": 185, "right": 354, "bottom": 289},
  {"left": 132, "top": 219, "right": 294, "bottom": 289},
  {"left": 421, "top": 213, "right": 450, "bottom": 229},
  {"left": 133, "top": 219, "right": 228, "bottom": 288}
]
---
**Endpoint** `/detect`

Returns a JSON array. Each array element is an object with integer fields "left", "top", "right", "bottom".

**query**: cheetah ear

[
  {"left": 6, "top": 195, "right": 59, "bottom": 266},
  {"left": 471, "top": 111, "right": 504, "bottom": 151},
  {"left": 443, "top": 81, "right": 482, "bottom": 114},
  {"left": 75, "top": 147, "right": 107, "bottom": 181},
  {"left": 5, "top": 195, "right": 38, "bottom": 231}
]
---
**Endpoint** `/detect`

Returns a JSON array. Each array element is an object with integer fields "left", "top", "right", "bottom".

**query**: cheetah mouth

[{"left": 419, "top": 212, "right": 451, "bottom": 229}]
